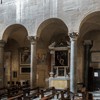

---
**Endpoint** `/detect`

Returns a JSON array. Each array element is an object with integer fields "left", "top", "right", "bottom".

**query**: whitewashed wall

[{"left": 0, "top": 0, "right": 100, "bottom": 38}]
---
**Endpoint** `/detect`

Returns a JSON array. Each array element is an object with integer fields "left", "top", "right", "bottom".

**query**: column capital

[
  {"left": 27, "top": 36, "right": 36, "bottom": 45},
  {"left": 69, "top": 32, "right": 78, "bottom": 41},
  {"left": 83, "top": 40, "right": 93, "bottom": 46},
  {"left": 0, "top": 40, "right": 6, "bottom": 47}
]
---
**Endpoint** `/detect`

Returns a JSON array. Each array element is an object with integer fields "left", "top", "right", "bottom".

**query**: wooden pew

[
  {"left": 7, "top": 85, "right": 19, "bottom": 97},
  {"left": 60, "top": 89, "right": 71, "bottom": 100},
  {"left": 40, "top": 87, "right": 55, "bottom": 98},
  {"left": 23, "top": 87, "right": 40, "bottom": 100},
  {"left": 40, "top": 87, "right": 61, "bottom": 100},
  {"left": 0, "top": 87, "right": 8, "bottom": 99},
  {"left": 8, "top": 93, "right": 23, "bottom": 100}
]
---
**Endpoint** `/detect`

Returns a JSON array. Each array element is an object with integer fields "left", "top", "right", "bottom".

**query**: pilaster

[{"left": 0, "top": 40, "right": 5, "bottom": 87}]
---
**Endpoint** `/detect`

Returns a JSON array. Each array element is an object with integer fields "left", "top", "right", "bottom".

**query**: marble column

[
  {"left": 0, "top": 40, "right": 5, "bottom": 88},
  {"left": 28, "top": 36, "right": 37, "bottom": 88},
  {"left": 69, "top": 32, "right": 78, "bottom": 93},
  {"left": 83, "top": 40, "right": 93, "bottom": 89}
]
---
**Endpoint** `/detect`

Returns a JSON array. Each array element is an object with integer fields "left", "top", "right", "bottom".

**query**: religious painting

[
  {"left": 55, "top": 50, "right": 68, "bottom": 66},
  {"left": 20, "top": 47, "right": 30, "bottom": 65},
  {"left": 36, "top": 50, "right": 48, "bottom": 65}
]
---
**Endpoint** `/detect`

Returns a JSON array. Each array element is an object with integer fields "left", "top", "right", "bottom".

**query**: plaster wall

[
  {"left": 0, "top": 0, "right": 100, "bottom": 38},
  {"left": 0, "top": 0, "right": 100, "bottom": 86}
]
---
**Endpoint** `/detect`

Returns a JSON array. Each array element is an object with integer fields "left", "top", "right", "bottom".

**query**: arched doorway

[
  {"left": 36, "top": 18, "right": 70, "bottom": 88},
  {"left": 2, "top": 24, "right": 30, "bottom": 85},
  {"left": 78, "top": 11, "right": 100, "bottom": 91}
]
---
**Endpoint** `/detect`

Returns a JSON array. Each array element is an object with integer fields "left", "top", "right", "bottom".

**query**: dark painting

[{"left": 55, "top": 50, "right": 68, "bottom": 66}]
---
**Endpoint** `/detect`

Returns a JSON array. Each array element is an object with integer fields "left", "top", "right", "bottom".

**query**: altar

[
  {"left": 48, "top": 41, "right": 70, "bottom": 89},
  {"left": 49, "top": 76, "right": 70, "bottom": 89}
]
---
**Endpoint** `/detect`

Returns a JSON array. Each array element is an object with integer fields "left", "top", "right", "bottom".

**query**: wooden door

[
  {"left": 37, "top": 70, "right": 45, "bottom": 87},
  {"left": 93, "top": 69, "right": 100, "bottom": 91}
]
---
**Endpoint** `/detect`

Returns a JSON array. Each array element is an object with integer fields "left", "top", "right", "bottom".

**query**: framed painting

[
  {"left": 20, "top": 66, "right": 30, "bottom": 74},
  {"left": 55, "top": 50, "right": 68, "bottom": 66},
  {"left": 20, "top": 47, "right": 30, "bottom": 65}
]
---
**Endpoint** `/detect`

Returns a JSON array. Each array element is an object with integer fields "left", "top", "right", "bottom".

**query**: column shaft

[
  {"left": 69, "top": 32, "right": 78, "bottom": 93},
  {"left": 83, "top": 40, "right": 93, "bottom": 90},
  {"left": 28, "top": 36, "right": 36, "bottom": 88}
]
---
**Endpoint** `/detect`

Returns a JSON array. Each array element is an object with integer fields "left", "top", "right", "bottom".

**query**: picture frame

[
  {"left": 55, "top": 50, "right": 68, "bottom": 66},
  {"left": 91, "top": 51, "right": 100, "bottom": 63},
  {"left": 20, "top": 66, "right": 30, "bottom": 74},
  {"left": 13, "top": 71, "right": 17, "bottom": 78},
  {"left": 20, "top": 47, "right": 30, "bottom": 65}
]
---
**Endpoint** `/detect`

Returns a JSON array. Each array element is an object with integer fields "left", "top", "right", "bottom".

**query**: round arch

[
  {"left": 2, "top": 24, "right": 28, "bottom": 43},
  {"left": 37, "top": 18, "right": 68, "bottom": 37},
  {"left": 36, "top": 18, "right": 69, "bottom": 47},
  {"left": 79, "top": 11, "right": 100, "bottom": 39},
  {"left": 77, "top": 11, "right": 100, "bottom": 89}
]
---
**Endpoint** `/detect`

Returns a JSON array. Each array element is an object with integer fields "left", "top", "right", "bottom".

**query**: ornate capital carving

[
  {"left": 69, "top": 32, "right": 78, "bottom": 41},
  {"left": 0, "top": 40, "right": 6, "bottom": 47},
  {"left": 83, "top": 40, "right": 93, "bottom": 46},
  {"left": 27, "top": 36, "right": 36, "bottom": 45}
]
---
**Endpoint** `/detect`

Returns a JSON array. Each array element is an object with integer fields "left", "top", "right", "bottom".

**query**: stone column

[
  {"left": 69, "top": 32, "right": 78, "bottom": 93},
  {"left": 83, "top": 40, "right": 93, "bottom": 90},
  {"left": 0, "top": 40, "right": 5, "bottom": 88},
  {"left": 28, "top": 36, "right": 36, "bottom": 88}
]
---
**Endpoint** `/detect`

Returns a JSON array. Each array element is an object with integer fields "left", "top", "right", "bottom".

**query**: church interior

[{"left": 0, "top": 0, "right": 100, "bottom": 100}]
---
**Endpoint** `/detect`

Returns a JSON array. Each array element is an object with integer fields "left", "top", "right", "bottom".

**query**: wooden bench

[
  {"left": 60, "top": 90, "right": 69, "bottom": 100},
  {"left": 0, "top": 87, "right": 8, "bottom": 99},
  {"left": 40, "top": 87, "right": 55, "bottom": 98},
  {"left": 40, "top": 87, "right": 60, "bottom": 100},
  {"left": 23, "top": 87, "right": 40, "bottom": 100},
  {"left": 7, "top": 85, "right": 19, "bottom": 97},
  {"left": 8, "top": 92, "right": 23, "bottom": 100}
]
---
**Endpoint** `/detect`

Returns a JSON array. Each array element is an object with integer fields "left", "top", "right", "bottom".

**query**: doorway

[{"left": 93, "top": 69, "right": 100, "bottom": 91}]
